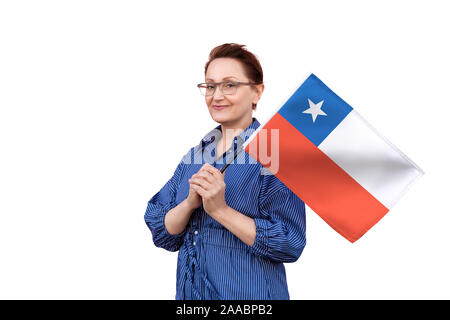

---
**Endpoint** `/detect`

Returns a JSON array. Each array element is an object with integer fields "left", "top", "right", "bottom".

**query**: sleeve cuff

[
  {"left": 249, "top": 218, "right": 287, "bottom": 258},
  {"left": 145, "top": 200, "right": 186, "bottom": 252}
]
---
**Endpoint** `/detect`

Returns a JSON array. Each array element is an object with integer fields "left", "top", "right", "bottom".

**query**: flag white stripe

[{"left": 318, "top": 110, "right": 424, "bottom": 209}]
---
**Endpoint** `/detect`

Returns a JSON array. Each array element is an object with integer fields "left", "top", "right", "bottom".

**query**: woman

[{"left": 144, "top": 43, "right": 306, "bottom": 300}]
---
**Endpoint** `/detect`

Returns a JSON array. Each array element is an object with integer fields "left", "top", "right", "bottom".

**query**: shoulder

[
  {"left": 169, "top": 146, "right": 197, "bottom": 178},
  {"left": 179, "top": 146, "right": 197, "bottom": 165}
]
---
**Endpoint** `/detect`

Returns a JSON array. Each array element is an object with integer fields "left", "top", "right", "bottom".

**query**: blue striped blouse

[{"left": 144, "top": 117, "right": 306, "bottom": 300}]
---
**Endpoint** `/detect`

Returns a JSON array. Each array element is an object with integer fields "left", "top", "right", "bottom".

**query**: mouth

[{"left": 212, "top": 105, "right": 229, "bottom": 110}]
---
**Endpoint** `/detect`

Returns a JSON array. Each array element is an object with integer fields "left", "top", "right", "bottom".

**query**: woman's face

[{"left": 205, "top": 57, "right": 263, "bottom": 126}]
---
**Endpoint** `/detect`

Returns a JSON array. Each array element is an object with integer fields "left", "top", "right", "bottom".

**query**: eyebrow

[{"left": 205, "top": 76, "right": 238, "bottom": 82}]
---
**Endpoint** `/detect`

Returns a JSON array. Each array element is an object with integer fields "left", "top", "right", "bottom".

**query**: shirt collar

[{"left": 198, "top": 117, "right": 261, "bottom": 152}]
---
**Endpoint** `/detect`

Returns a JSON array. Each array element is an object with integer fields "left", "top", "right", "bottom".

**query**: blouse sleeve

[
  {"left": 144, "top": 156, "right": 188, "bottom": 252},
  {"left": 249, "top": 173, "right": 307, "bottom": 263}
]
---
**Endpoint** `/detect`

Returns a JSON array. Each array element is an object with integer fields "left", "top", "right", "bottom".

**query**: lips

[{"left": 213, "top": 105, "right": 229, "bottom": 110}]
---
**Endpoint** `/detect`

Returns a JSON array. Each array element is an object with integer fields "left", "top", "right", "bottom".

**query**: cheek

[
  {"left": 234, "top": 92, "right": 252, "bottom": 105},
  {"left": 232, "top": 97, "right": 252, "bottom": 112},
  {"left": 227, "top": 95, "right": 244, "bottom": 107}
]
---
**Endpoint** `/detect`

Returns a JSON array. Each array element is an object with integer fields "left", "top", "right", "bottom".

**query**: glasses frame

[{"left": 197, "top": 81, "right": 262, "bottom": 96}]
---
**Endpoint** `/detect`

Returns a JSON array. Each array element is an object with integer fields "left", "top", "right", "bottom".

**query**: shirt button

[
  {"left": 194, "top": 230, "right": 198, "bottom": 235},
  {"left": 193, "top": 241, "right": 196, "bottom": 246}
]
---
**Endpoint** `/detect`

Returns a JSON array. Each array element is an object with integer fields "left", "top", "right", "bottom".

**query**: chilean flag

[{"left": 243, "top": 74, "right": 424, "bottom": 242}]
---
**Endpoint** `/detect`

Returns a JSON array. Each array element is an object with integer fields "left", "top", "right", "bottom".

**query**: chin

[
  {"left": 211, "top": 114, "right": 229, "bottom": 124},
  {"left": 210, "top": 109, "right": 231, "bottom": 121}
]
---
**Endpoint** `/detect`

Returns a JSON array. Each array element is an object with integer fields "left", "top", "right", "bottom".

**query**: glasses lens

[
  {"left": 222, "top": 82, "right": 237, "bottom": 95},
  {"left": 206, "top": 84, "right": 216, "bottom": 96},
  {"left": 199, "top": 84, "right": 215, "bottom": 96}
]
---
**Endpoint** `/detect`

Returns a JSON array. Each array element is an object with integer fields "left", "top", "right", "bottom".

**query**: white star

[{"left": 302, "top": 98, "right": 327, "bottom": 123}]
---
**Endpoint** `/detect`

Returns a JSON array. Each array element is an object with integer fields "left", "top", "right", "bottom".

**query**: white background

[{"left": 0, "top": 0, "right": 448, "bottom": 299}]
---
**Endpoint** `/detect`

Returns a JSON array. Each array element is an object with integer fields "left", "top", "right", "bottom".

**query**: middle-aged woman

[{"left": 144, "top": 43, "right": 306, "bottom": 300}]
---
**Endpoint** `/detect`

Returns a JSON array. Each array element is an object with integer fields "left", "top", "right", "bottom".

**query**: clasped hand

[{"left": 188, "top": 163, "right": 227, "bottom": 218}]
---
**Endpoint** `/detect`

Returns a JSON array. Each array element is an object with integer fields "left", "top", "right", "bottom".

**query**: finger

[
  {"left": 198, "top": 163, "right": 215, "bottom": 174},
  {"left": 205, "top": 166, "right": 224, "bottom": 181},
  {"left": 196, "top": 171, "right": 215, "bottom": 184},
  {"left": 191, "top": 183, "right": 207, "bottom": 197},
  {"left": 197, "top": 166, "right": 223, "bottom": 184},
  {"left": 201, "top": 165, "right": 223, "bottom": 180},
  {"left": 195, "top": 164, "right": 214, "bottom": 178},
  {"left": 189, "top": 177, "right": 212, "bottom": 190},
  {"left": 202, "top": 163, "right": 214, "bottom": 169},
  {"left": 191, "top": 169, "right": 212, "bottom": 180},
  {"left": 199, "top": 163, "right": 214, "bottom": 173}
]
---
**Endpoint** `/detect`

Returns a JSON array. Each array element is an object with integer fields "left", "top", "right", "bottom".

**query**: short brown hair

[{"left": 204, "top": 43, "right": 263, "bottom": 110}]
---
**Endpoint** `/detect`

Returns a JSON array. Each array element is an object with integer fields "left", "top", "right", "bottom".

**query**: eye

[{"left": 225, "top": 82, "right": 236, "bottom": 87}]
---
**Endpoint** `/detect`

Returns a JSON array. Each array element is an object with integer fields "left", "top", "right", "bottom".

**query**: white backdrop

[{"left": 0, "top": 0, "right": 448, "bottom": 299}]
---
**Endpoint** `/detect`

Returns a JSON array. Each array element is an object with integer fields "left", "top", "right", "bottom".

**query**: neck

[{"left": 220, "top": 116, "right": 253, "bottom": 143}]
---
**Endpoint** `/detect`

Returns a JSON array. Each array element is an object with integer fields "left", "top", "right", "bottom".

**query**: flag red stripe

[{"left": 244, "top": 112, "right": 389, "bottom": 242}]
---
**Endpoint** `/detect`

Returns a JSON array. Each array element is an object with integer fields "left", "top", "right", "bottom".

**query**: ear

[{"left": 252, "top": 83, "right": 264, "bottom": 106}]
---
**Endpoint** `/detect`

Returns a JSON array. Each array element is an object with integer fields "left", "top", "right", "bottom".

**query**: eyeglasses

[{"left": 197, "top": 81, "right": 262, "bottom": 96}]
